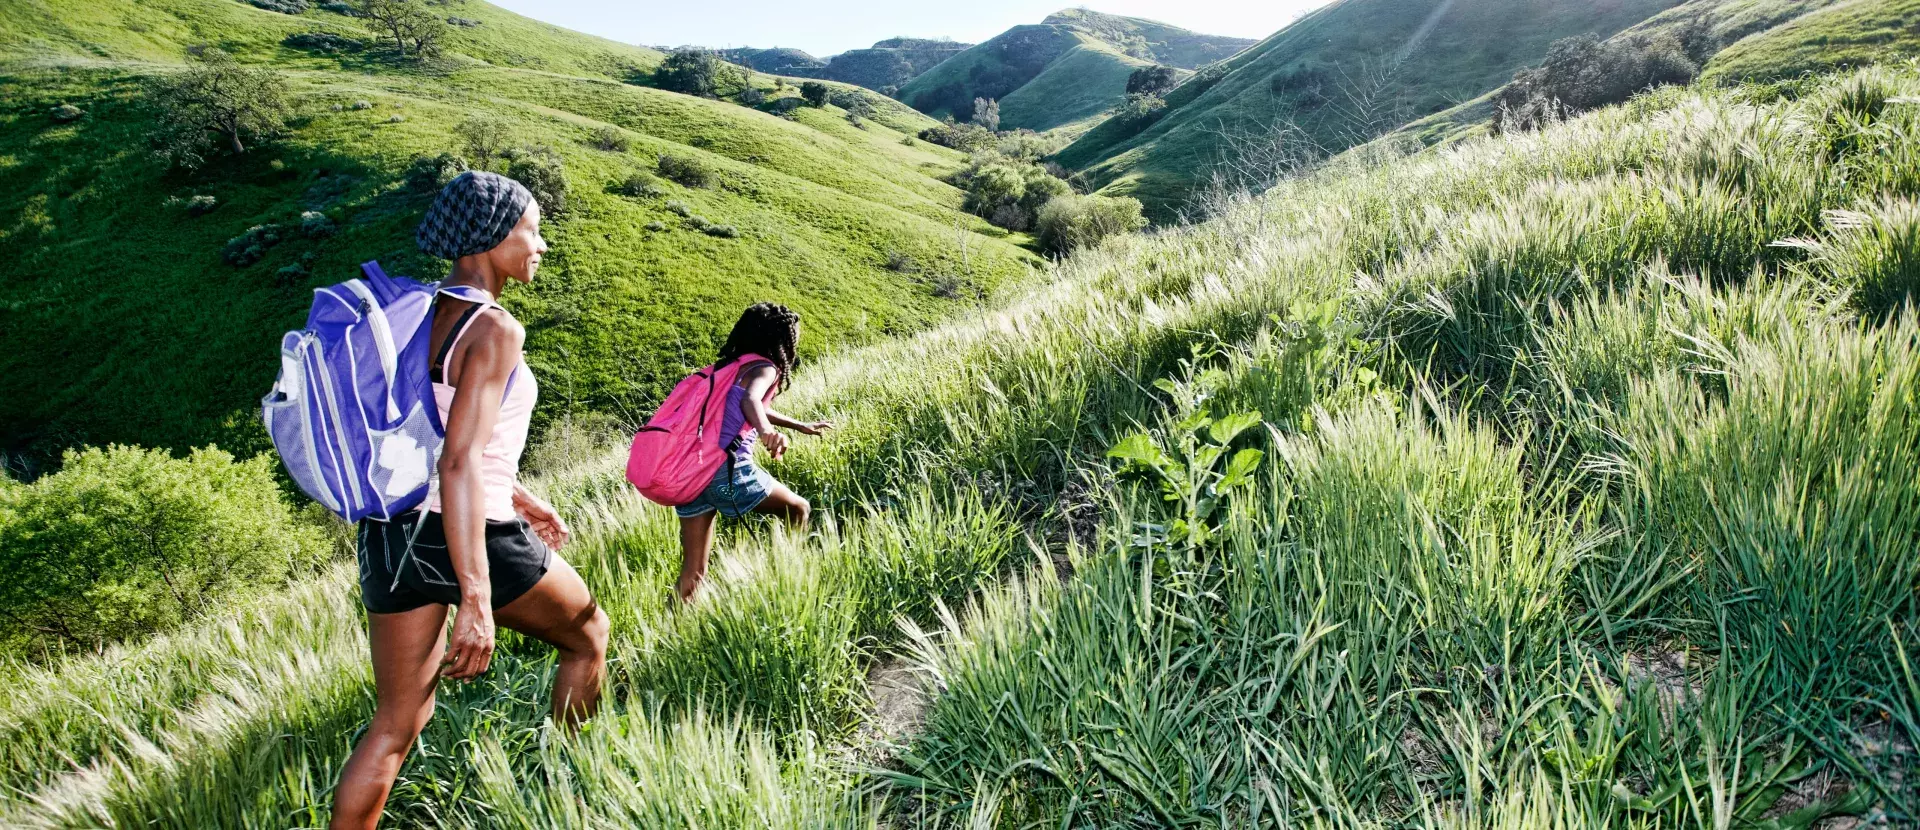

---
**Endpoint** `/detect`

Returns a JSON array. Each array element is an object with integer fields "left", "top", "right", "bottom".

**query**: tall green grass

[{"left": 7, "top": 64, "right": 1920, "bottom": 826}]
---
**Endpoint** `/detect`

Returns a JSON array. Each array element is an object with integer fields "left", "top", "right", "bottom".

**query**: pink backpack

[{"left": 627, "top": 354, "right": 775, "bottom": 507}]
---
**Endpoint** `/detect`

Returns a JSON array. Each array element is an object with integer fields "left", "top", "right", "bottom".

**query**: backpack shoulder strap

[{"left": 430, "top": 300, "right": 489, "bottom": 385}]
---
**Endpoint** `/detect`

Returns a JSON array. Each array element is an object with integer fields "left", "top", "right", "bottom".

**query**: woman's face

[{"left": 485, "top": 203, "right": 546, "bottom": 283}]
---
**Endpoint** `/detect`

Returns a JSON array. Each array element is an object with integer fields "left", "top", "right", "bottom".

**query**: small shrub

[
  {"left": 0, "top": 445, "right": 329, "bottom": 656},
  {"left": 503, "top": 145, "right": 569, "bottom": 215},
  {"left": 319, "top": 0, "right": 359, "bottom": 13},
  {"left": 1035, "top": 194, "right": 1147, "bottom": 255},
  {"left": 1494, "top": 33, "right": 1699, "bottom": 132},
  {"left": 446, "top": 16, "right": 480, "bottom": 27},
  {"left": 664, "top": 199, "right": 695, "bottom": 217},
  {"left": 589, "top": 125, "right": 630, "bottom": 152},
  {"left": 832, "top": 89, "right": 875, "bottom": 118},
  {"left": 702, "top": 223, "right": 739, "bottom": 238},
  {"left": 617, "top": 170, "right": 665, "bottom": 198},
  {"left": 657, "top": 153, "right": 712, "bottom": 188},
  {"left": 275, "top": 262, "right": 311, "bottom": 284},
  {"left": 901, "top": 136, "right": 917, "bottom": 146},
  {"left": 739, "top": 86, "right": 767, "bottom": 106},
  {"left": 801, "top": 81, "right": 829, "bottom": 107},
  {"left": 644, "top": 220, "right": 667, "bottom": 232},
  {"left": 300, "top": 210, "right": 336, "bottom": 238},
  {"left": 50, "top": 103, "right": 84, "bottom": 123},
  {"left": 971, "top": 97, "right": 1000, "bottom": 132},
  {"left": 1126, "top": 65, "right": 1178, "bottom": 96},
  {"left": 885, "top": 250, "right": 919, "bottom": 272},
  {"left": 387, "top": 113, "right": 405, "bottom": 123},
  {"left": 246, "top": 0, "right": 309, "bottom": 14},
  {"left": 222, "top": 224, "right": 285, "bottom": 267},
  {"left": 166, "top": 194, "right": 220, "bottom": 216},
  {"left": 918, "top": 120, "right": 995, "bottom": 153},
  {"left": 283, "top": 32, "right": 365, "bottom": 53},
  {"left": 685, "top": 214, "right": 713, "bottom": 231},
  {"left": 404, "top": 151, "right": 468, "bottom": 192},
  {"left": 770, "top": 96, "right": 805, "bottom": 116},
  {"left": 655, "top": 48, "right": 748, "bottom": 99},
  {"left": 455, "top": 114, "right": 514, "bottom": 170},
  {"left": 351, "top": 99, "right": 373, "bottom": 110}
]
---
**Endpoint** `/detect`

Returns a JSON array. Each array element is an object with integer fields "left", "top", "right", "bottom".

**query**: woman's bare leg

[
  {"left": 677, "top": 512, "right": 718, "bottom": 602},
  {"left": 330, "top": 604, "right": 448, "bottom": 830},
  {"left": 494, "top": 555, "right": 609, "bottom": 727}
]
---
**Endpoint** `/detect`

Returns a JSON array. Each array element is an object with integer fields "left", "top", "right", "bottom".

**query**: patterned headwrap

[{"left": 416, "top": 171, "right": 534, "bottom": 260}]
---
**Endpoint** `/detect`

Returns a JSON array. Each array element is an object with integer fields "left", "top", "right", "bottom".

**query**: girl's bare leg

[{"left": 677, "top": 512, "right": 718, "bottom": 602}]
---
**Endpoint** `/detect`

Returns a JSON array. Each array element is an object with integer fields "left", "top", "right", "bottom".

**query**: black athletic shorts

[{"left": 356, "top": 510, "right": 552, "bottom": 614}]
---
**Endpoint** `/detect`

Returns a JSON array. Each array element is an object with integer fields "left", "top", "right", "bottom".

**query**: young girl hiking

[
  {"left": 330, "top": 172, "right": 609, "bottom": 829},
  {"left": 666, "top": 303, "right": 832, "bottom": 603}
]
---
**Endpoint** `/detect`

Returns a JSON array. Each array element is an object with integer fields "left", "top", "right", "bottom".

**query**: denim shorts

[{"left": 675, "top": 458, "right": 776, "bottom": 519}]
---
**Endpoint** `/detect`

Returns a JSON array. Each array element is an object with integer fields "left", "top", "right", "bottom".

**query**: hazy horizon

[{"left": 487, "top": 0, "right": 1333, "bottom": 59}]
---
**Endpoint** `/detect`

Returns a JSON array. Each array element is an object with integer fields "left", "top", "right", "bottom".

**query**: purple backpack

[{"left": 262, "top": 261, "right": 488, "bottom": 522}]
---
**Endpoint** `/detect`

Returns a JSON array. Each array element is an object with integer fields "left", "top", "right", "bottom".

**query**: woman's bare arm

[{"left": 437, "top": 307, "right": 522, "bottom": 681}]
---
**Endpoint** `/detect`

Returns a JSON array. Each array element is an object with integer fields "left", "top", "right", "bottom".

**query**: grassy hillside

[
  {"left": 1040, "top": 8, "right": 1256, "bottom": 68},
  {"left": 0, "top": 0, "right": 1038, "bottom": 472},
  {"left": 724, "top": 39, "right": 973, "bottom": 95},
  {"left": 1055, "top": 0, "right": 1689, "bottom": 221},
  {"left": 5, "top": 62, "right": 1918, "bottom": 826},
  {"left": 898, "top": 11, "right": 1249, "bottom": 132},
  {"left": 1704, "top": 0, "right": 1920, "bottom": 81},
  {"left": 996, "top": 39, "right": 1160, "bottom": 133},
  {"left": 1383, "top": 0, "right": 1851, "bottom": 148}
]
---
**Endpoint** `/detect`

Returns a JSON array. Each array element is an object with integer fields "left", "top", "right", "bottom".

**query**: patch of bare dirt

[{"left": 844, "top": 654, "right": 932, "bottom": 767}]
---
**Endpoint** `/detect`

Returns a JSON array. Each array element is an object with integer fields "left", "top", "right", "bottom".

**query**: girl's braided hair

[{"left": 716, "top": 302, "right": 801, "bottom": 392}]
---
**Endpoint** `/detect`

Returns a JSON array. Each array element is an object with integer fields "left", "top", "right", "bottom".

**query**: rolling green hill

[
  {"left": 1702, "top": 0, "right": 1920, "bottom": 82},
  {"left": 1054, "top": 0, "right": 1691, "bottom": 221},
  {"left": 1383, "top": 0, "right": 1852, "bottom": 148},
  {"left": 0, "top": 0, "right": 1039, "bottom": 474},
  {"left": 723, "top": 39, "right": 974, "bottom": 95},
  {"left": 897, "top": 10, "right": 1252, "bottom": 132}
]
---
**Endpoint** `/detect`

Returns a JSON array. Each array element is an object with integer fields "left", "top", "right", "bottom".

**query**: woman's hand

[
  {"left": 514, "top": 489, "right": 570, "bottom": 551},
  {"left": 796, "top": 420, "right": 835, "bottom": 436},
  {"left": 442, "top": 602, "right": 495, "bottom": 681}
]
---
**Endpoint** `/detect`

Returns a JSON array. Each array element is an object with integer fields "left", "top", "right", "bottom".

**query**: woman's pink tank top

[{"left": 423, "top": 300, "right": 538, "bottom": 522}]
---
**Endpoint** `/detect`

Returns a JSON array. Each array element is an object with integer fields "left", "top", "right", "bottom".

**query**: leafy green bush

[
  {"left": 830, "top": 89, "right": 874, "bottom": 118},
  {"left": 282, "top": 32, "right": 364, "bottom": 54},
  {"left": 1126, "top": 65, "right": 1178, "bottom": 96},
  {"left": 221, "top": 224, "right": 284, "bottom": 267},
  {"left": 664, "top": 199, "right": 694, "bottom": 217},
  {"left": 588, "top": 125, "right": 630, "bottom": 152},
  {"left": 800, "top": 81, "right": 829, "bottom": 108},
  {"left": 1494, "top": 33, "right": 1698, "bottom": 132},
  {"left": 455, "top": 114, "right": 515, "bottom": 170},
  {"left": 959, "top": 161, "right": 1071, "bottom": 231},
  {"left": 918, "top": 119, "right": 995, "bottom": 153},
  {"left": 503, "top": 145, "right": 569, "bottom": 215},
  {"left": 617, "top": 170, "right": 665, "bottom": 198},
  {"left": 246, "top": 0, "right": 308, "bottom": 14},
  {"left": 0, "top": 445, "right": 329, "bottom": 657},
  {"left": 739, "top": 86, "right": 766, "bottom": 106},
  {"left": 404, "top": 151, "right": 468, "bottom": 192},
  {"left": 655, "top": 49, "right": 748, "bottom": 99},
  {"left": 1035, "top": 193, "right": 1147, "bottom": 255},
  {"left": 702, "top": 224, "right": 739, "bottom": 238},
  {"left": 163, "top": 194, "right": 219, "bottom": 216},
  {"left": 299, "top": 210, "right": 335, "bottom": 239},
  {"left": 49, "top": 103, "right": 84, "bottom": 123},
  {"left": 657, "top": 153, "right": 712, "bottom": 188}
]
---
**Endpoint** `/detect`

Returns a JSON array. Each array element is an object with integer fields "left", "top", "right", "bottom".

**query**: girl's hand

[
  {"left": 762, "top": 429, "right": 790, "bottom": 460},
  {"left": 798, "top": 420, "right": 835, "bottom": 436},
  {"left": 515, "top": 491, "right": 571, "bottom": 551}
]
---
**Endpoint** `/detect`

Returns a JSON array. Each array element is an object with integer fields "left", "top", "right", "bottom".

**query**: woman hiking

[
  {"left": 331, "top": 172, "right": 609, "bottom": 829},
  {"left": 673, "top": 303, "right": 833, "bottom": 603}
]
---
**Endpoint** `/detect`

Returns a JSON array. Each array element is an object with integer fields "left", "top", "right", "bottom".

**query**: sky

[{"left": 488, "top": 0, "right": 1335, "bottom": 59}]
